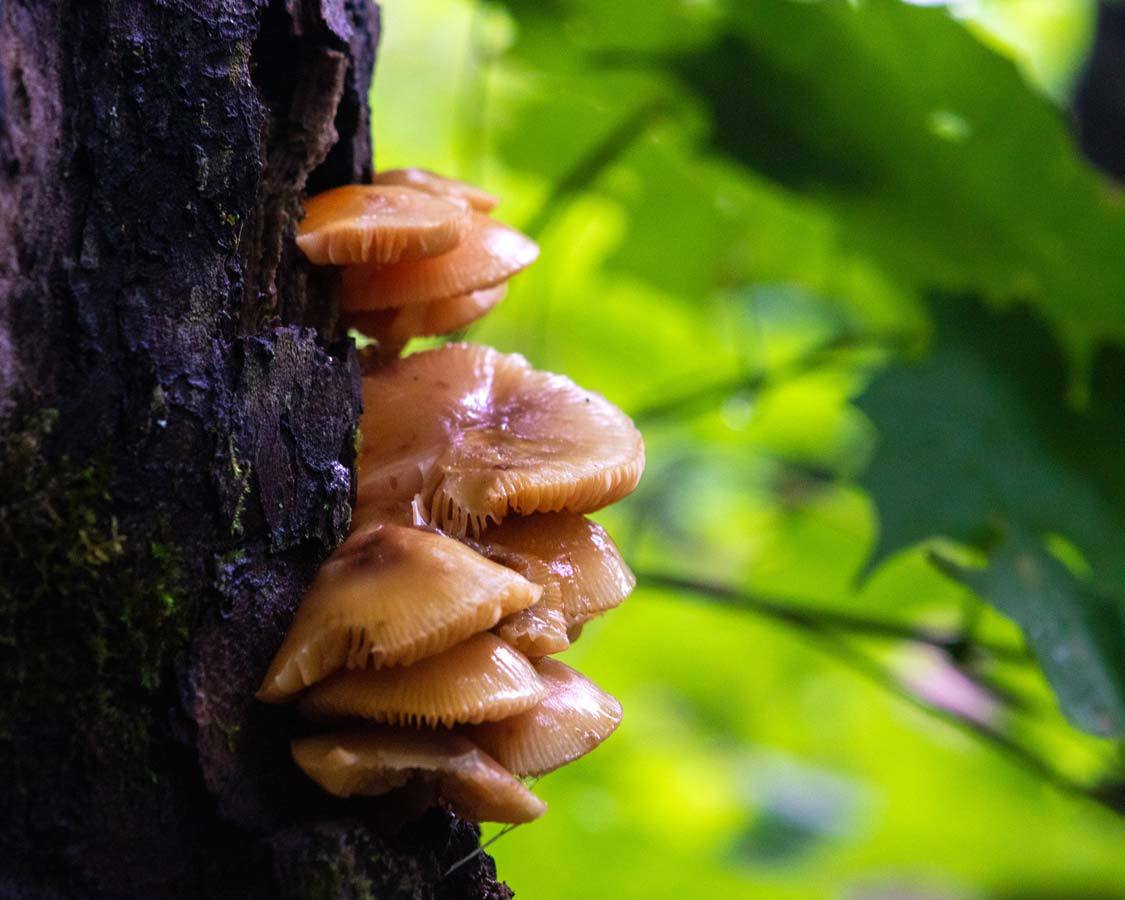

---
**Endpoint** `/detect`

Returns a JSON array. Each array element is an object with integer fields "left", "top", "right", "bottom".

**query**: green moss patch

[{"left": 0, "top": 409, "right": 193, "bottom": 779}]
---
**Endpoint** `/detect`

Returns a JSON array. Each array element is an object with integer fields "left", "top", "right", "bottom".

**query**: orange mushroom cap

[
  {"left": 341, "top": 214, "right": 537, "bottom": 310},
  {"left": 477, "top": 513, "right": 635, "bottom": 645},
  {"left": 257, "top": 523, "right": 540, "bottom": 702},
  {"left": 298, "top": 633, "right": 548, "bottom": 728},
  {"left": 494, "top": 602, "right": 570, "bottom": 657},
  {"left": 292, "top": 728, "right": 546, "bottom": 824},
  {"left": 355, "top": 344, "right": 645, "bottom": 537},
  {"left": 296, "top": 185, "right": 470, "bottom": 266},
  {"left": 347, "top": 284, "right": 507, "bottom": 346},
  {"left": 464, "top": 658, "right": 622, "bottom": 776},
  {"left": 373, "top": 168, "right": 499, "bottom": 213}
]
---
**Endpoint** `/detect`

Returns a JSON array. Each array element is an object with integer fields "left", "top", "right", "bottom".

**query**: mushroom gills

[
  {"left": 464, "top": 657, "right": 622, "bottom": 776},
  {"left": 347, "top": 284, "right": 507, "bottom": 345},
  {"left": 341, "top": 214, "right": 538, "bottom": 311},
  {"left": 298, "top": 632, "right": 548, "bottom": 728},
  {"left": 292, "top": 728, "right": 546, "bottom": 824},
  {"left": 355, "top": 343, "right": 645, "bottom": 537},
  {"left": 257, "top": 523, "right": 540, "bottom": 702},
  {"left": 296, "top": 184, "right": 470, "bottom": 266}
]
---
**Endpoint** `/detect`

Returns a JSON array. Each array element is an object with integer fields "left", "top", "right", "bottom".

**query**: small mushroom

[
  {"left": 374, "top": 167, "right": 499, "bottom": 212},
  {"left": 473, "top": 513, "right": 635, "bottom": 656},
  {"left": 257, "top": 523, "right": 541, "bottom": 702},
  {"left": 296, "top": 184, "right": 470, "bottom": 266},
  {"left": 464, "top": 658, "right": 622, "bottom": 776},
  {"left": 298, "top": 632, "right": 548, "bottom": 728},
  {"left": 494, "top": 603, "right": 570, "bottom": 657},
  {"left": 354, "top": 343, "right": 645, "bottom": 536},
  {"left": 292, "top": 728, "right": 546, "bottom": 824},
  {"left": 348, "top": 284, "right": 507, "bottom": 346},
  {"left": 341, "top": 214, "right": 537, "bottom": 310}
]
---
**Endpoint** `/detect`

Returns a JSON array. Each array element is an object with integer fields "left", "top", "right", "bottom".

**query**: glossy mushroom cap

[
  {"left": 348, "top": 284, "right": 507, "bottom": 345},
  {"left": 354, "top": 344, "right": 645, "bottom": 537},
  {"left": 374, "top": 168, "right": 499, "bottom": 213},
  {"left": 296, "top": 185, "right": 470, "bottom": 266},
  {"left": 464, "top": 527, "right": 570, "bottom": 655},
  {"left": 479, "top": 513, "right": 635, "bottom": 641},
  {"left": 257, "top": 523, "right": 540, "bottom": 702},
  {"left": 292, "top": 728, "right": 546, "bottom": 824},
  {"left": 298, "top": 633, "right": 548, "bottom": 728},
  {"left": 341, "top": 214, "right": 537, "bottom": 310},
  {"left": 464, "top": 658, "right": 622, "bottom": 776},
  {"left": 495, "top": 602, "right": 570, "bottom": 657}
]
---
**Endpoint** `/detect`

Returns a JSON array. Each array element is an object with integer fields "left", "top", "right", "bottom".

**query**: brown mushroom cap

[
  {"left": 495, "top": 602, "right": 570, "bottom": 657},
  {"left": 354, "top": 344, "right": 645, "bottom": 537},
  {"left": 341, "top": 214, "right": 538, "bottom": 310},
  {"left": 374, "top": 168, "right": 499, "bottom": 213},
  {"left": 463, "top": 525, "right": 570, "bottom": 655},
  {"left": 298, "top": 633, "right": 548, "bottom": 728},
  {"left": 292, "top": 728, "right": 546, "bottom": 824},
  {"left": 478, "top": 512, "right": 635, "bottom": 634},
  {"left": 348, "top": 284, "right": 507, "bottom": 345},
  {"left": 257, "top": 523, "right": 541, "bottom": 702},
  {"left": 296, "top": 185, "right": 470, "bottom": 266},
  {"left": 464, "top": 658, "right": 622, "bottom": 776}
]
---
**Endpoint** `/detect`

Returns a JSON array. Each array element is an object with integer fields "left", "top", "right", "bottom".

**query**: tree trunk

[{"left": 0, "top": 2, "right": 510, "bottom": 897}]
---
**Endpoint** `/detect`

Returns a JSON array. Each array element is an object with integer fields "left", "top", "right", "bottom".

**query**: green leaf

[
  {"left": 499, "top": 0, "right": 1124, "bottom": 344},
  {"left": 667, "top": 0, "right": 1125, "bottom": 344},
  {"left": 859, "top": 296, "right": 1125, "bottom": 734},
  {"left": 934, "top": 539, "right": 1125, "bottom": 736}
]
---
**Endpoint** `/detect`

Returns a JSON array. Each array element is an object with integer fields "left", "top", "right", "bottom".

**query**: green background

[{"left": 370, "top": 1, "right": 1125, "bottom": 896}]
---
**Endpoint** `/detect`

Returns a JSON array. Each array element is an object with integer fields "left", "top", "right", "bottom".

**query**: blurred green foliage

[{"left": 371, "top": 0, "right": 1125, "bottom": 896}]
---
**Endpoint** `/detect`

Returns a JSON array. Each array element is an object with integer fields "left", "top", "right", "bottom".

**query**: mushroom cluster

[
  {"left": 260, "top": 170, "right": 644, "bottom": 825},
  {"left": 296, "top": 169, "right": 536, "bottom": 357}
]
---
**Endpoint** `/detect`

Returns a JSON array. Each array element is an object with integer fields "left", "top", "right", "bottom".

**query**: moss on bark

[{"left": 0, "top": 408, "right": 193, "bottom": 785}]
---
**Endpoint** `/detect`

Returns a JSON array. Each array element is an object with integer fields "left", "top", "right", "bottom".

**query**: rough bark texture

[{"left": 0, "top": 2, "right": 511, "bottom": 897}]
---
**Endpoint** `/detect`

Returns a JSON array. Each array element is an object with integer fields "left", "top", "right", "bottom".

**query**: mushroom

[
  {"left": 494, "top": 599, "right": 571, "bottom": 658},
  {"left": 257, "top": 523, "right": 541, "bottom": 702},
  {"left": 471, "top": 513, "right": 635, "bottom": 656},
  {"left": 348, "top": 284, "right": 507, "bottom": 346},
  {"left": 353, "top": 343, "right": 645, "bottom": 537},
  {"left": 296, "top": 184, "right": 470, "bottom": 266},
  {"left": 374, "top": 167, "right": 499, "bottom": 213},
  {"left": 341, "top": 214, "right": 537, "bottom": 311},
  {"left": 464, "top": 658, "right": 622, "bottom": 776},
  {"left": 292, "top": 728, "right": 546, "bottom": 824},
  {"left": 298, "top": 632, "right": 548, "bottom": 728}
]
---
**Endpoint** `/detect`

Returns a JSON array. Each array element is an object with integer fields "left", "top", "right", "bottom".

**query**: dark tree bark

[{"left": 0, "top": 2, "right": 510, "bottom": 897}]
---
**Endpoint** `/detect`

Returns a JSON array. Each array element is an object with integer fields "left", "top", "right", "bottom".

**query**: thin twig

[
  {"left": 442, "top": 824, "right": 517, "bottom": 879},
  {"left": 630, "top": 332, "right": 875, "bottom": 426},
  {"left": 802, "top": 627, "right": 1121, "bottom": 814},
  {"left": 635, "top": 571, "right": 1030, "bottom": 662},
  {"left": 640, "top": 570, "right": 1120, "bottom": 812}
]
